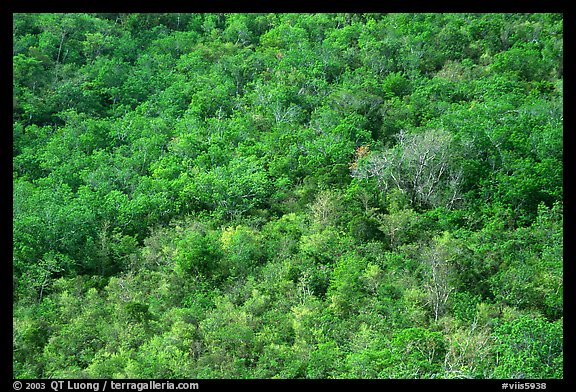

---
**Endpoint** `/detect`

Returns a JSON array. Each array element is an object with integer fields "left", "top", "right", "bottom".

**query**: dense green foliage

[{"left": 13, "top": 13, "right": 563, "bottom": 379}]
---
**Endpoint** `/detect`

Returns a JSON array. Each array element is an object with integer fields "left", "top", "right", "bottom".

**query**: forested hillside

[{"left": 13, "top": 13, "right": 563, "bottom": 379}]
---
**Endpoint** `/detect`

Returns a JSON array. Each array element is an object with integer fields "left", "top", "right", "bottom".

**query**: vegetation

[{"left": 13, "top": 13, "right": 563, "bottom": 379}]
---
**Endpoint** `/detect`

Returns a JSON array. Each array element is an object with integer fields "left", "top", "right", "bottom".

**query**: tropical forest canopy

[{"left": 13, "top": 12, "right": 563, "bottom": 379}]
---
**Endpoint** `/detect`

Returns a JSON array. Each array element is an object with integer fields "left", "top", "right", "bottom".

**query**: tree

[
  {"left": 13, "top": 13, "right": 563, "bottom": 379},
  {"left": 420, "top": 232, "right": 458, "bottom": 322},
  {"left": 388, "top": 327, "right": 447, "bottom": 378},
  {"left": 327, "top": 255, "right": 368, "bottom": 317},
  {"left": 182, "top": 155, "right": 271, "bottom": 220},
  {"left": 197, "top": 296, "right": 257, "bottom": 377},
  {"left": 218, "top": 225, "right": 264, "bottom": 279},
  {"left": 352, "top": 128, "right": 464, "bottom": 209},
  {"left": 443, "top": 320, "right": 493, "bottom": 378},
  {"left": 492, "top": 315, "right": 562, "bottom": 378}
]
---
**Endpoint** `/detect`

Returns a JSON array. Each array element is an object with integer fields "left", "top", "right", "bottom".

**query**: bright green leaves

[
  {"left": 343, "top": 326, "right": 448, "bottom": 378},
  {"left": 488, "top": 202, "right": 563, "bottom": 318},
  {"left": 306, "top": 341, "right": 343, "bottom": 378},
  {"left": 13, "top": 178, "right": 96, "bottom": 279},
  {"left": 389, "top": 327, "right": 448, "bottom": 378},
  {"left": 182, "top": 155, "right": 271, "bottom": 220},
  {"left": 260, "top": 23, "right": 309, "bottom": 52},
  {"left": 174, "top": 229, "right": 221, "bottom": 277},
  {"left": 40, "top": 287, "right": 108, "bottom": 378},
  {"left": 13, "top": 13, "right": 563, "bottom": 380},
  {"left": 491, "top": 42, "right": 553, "bottom": 82},
  {"left": 219, "top": 225, "right": 264, "bottom": 279},
  {"left": 138, "top": 218, "right": 220, "bottom": 278},
  {"left": 13, "top": 303, "right": 52, "bottom": 378},
  {"left": 327, "top": 256, "right": 368, "bottom": 317},
  {"left": 494, "top": 157, "right": 562, "bottom": 224},
  {"left": 199, "top": 296, "right": 257, "bottom": 373},
  {"left": 138, "top": 218, "right": 267, "bottom": 281},
  {"left": 492, "top": 315, "right": 563, "bottom": 378},
  {"left": 381, "top": 71, "right": 413, "bottom": 99}
]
